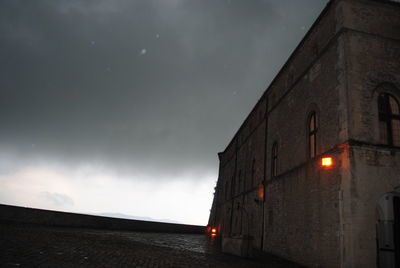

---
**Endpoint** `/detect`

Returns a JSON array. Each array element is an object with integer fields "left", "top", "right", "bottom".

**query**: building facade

[{"left": 208, "top": 0, "right": 400, "bottom": 267}]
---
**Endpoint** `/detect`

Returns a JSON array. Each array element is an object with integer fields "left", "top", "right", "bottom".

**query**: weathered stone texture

[
  {"left": 215, "top": 99, "right": 267, "bottom": 248},
  {"left": 209, "top": 0, "right": 400, "bottom": 267},
  {"left": 346, "top": 33, "right": 400, "bottom": 143},
  {"left": 266, "top": 40, "right": 343, "bottom": 178},
  {"left": 265, "top": 153, "right": 342, "bottom": 267},
  {"left": 344, "top": 146, "right": 400, "bottom": 267}
]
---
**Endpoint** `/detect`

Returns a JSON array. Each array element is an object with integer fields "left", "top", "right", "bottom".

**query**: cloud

[
  {"left": 39, "top": 191, "right": 74, "bottom": 207},
  {"left": 0, "top": 0, "right": 329, "bottom": 223}
]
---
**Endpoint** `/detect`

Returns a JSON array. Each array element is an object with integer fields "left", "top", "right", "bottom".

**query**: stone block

[{"left": 222, "top": 235, "right": 253, "bottom": 258}]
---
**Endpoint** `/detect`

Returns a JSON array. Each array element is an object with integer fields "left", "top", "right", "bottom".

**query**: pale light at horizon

[{"left": 0, "top": 164, "right": 215, "bottom": 225}]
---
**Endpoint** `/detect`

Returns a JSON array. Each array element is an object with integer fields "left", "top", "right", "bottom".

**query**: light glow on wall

[{"left": 258, "top": 183, "right": 265, "bottom": 200}]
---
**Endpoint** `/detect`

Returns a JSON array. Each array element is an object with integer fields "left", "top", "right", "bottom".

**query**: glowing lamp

[
  {"left": 258, "top": 183, "right": 265, "bottom": 200},
  {"left": 210, "top": 228, "right": 217, "bottom": 236},
  {"left": 321, "top": 157, "right": 333, "bottom": 167}
]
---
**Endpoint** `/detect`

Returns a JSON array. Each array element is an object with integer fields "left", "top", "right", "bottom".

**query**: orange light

[
  {"left": 210, "top": 228, "right": 217, "bottom": 237},
  {"left": 258, "top": 183, "right": 264, "bottom": 200},
  {"left": 321, "top": 157, "right": 333, "bottom": 167}
]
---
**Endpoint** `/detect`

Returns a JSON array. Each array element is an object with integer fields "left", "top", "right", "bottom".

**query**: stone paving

[{"left": 0, "top": 223, "right": 302, "bottom": 267}]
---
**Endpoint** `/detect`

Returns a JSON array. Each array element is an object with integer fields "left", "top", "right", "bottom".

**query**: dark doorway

[
  {"left": 393, "top": 196, "right": 400, "bottom": 267},
  {"left": 377, "top": 192, "right": 400, "bottom": 268}
]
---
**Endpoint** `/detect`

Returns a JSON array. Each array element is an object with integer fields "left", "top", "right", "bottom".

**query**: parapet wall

[{"left": 0, "top": 204, "right": 205, "bottom": 234}]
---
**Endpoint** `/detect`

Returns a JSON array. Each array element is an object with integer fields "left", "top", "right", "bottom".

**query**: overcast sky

[{"left": 0, "top": 0, "right": 329, "bottom": 225}]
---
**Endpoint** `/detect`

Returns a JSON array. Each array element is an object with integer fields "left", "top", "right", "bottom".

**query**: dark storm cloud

[{"left": 0, "top": 0, "right": 328, "bottom": 178}]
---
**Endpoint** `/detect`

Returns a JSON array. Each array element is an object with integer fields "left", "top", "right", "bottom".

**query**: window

[
  {"left": 378, "top": 93, "right": 400, "bottom": 146},
  {"left": 225, "top": 181, "right": 229, "bottom": 200},
  {"left": 231, "top": 176, "right": 235, "bottom": 197},
  {"left": 251, "top": 159, "right": 256, "bottom": 187},
  {"left": 237, "top": 170, "right": 242, "bottom": 194},
  {"left": 309, "top": 112, "right": 318, "bottom": 158},
  {"left": 271, "top": 142, "right": 278, "bottom": 178},
  {"left": 268, "top": 209, "right": 273, "bottom": 226}
]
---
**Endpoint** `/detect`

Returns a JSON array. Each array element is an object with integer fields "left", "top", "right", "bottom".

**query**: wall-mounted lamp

[
  {"left": 321, "top": 157, "right": 333, "bottom": 168},
  {"left": 258, "top": 183, "right": 265, "bottom": 200},
  {"left": 207, "top": 226, "right": 218, "bottom": 236},
  {"left": 211, "top": 228, "right": 217, "bottom": 236}
]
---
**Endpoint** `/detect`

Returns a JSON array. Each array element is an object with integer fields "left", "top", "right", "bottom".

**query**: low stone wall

[{"left": 0, "top": 204, "right": 205, "bottom": 234}]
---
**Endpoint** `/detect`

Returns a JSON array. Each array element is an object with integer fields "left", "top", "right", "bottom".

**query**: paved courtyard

[{"left": 0, "top": 223, "right": 302, "bottom": 267}]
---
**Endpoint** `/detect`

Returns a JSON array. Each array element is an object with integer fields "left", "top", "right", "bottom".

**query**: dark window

[
  {"left": 237, "top": 170, "right": 242, "bottom": 194},
  {"left": 394, "top": 196, "right": 400, "bottom": 266},
  {"left": 225, "top": 181, "right": 229, "bottom": 200},
  {"left": 251, "top": 159, "right": 256, "bottom": 188},
  {"left": 231, "top": 176, "right": 235, "bottom": 197},
  {"left": 379, "top": 93, "right": 400, "bottom": 147},
  {"left": 268, "top": 209, "right": 273, "bottom": 226},
  {"left": 271, "top": 143, "right": 278, "bottom": 178},
  {"left": 309, "top": 112, "right": 318, "bottom": 158}
]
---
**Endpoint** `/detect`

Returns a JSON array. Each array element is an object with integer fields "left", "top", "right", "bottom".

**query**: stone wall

[
  {"left": 340, "top": 1, "right": 400, "bottom": 266},
  {"left": 211, "top": 0, "right": 347, "bottom": 266},
  {"left": 264, "top": 152, "right": 343, "bottom": 267},
  {"left": 209, "top": 0, "right": 400, "bottom": 267},
  {"left": 261, "top": 3, "right": 347, "bottom": 265},
  {"left": 343, "top": 0, "right": 400, "bottom": 144},
  {"left": 0, "top": 204, "right": 205, "bottom": 234},
  {"left": 214, "top": 98, "right": 267, "bottom": 248},
  {"left": 344, "top": 145, "right": 400, "bottom": 267}
]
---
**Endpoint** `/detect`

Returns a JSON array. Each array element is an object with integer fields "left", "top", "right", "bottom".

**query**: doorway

[{"left": 376, "top": 192, "right": 400, "bottom": 268}]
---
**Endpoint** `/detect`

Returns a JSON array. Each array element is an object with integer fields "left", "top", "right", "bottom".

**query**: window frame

[
  {"left": 251, "top": 158, "right": 256, "bottom": 188},
  {"left": 378, "top": 93, "right": 400, "bottom": 147},
  {"left": 308, "top": 111, "right": 318, "bottom": 158},
  {"left": 237, "top": 170, "right": 242, "bottom": 194},
  {"left": 271, "top": 142, "right": 278, "bottom": 178},
  {"left": 225, "top": 181, "right": 229, "bottom": 201}
]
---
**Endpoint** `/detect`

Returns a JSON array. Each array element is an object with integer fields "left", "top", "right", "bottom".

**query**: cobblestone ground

[{"left": 0, "top": 223, "right": 302, "bottom": 268}]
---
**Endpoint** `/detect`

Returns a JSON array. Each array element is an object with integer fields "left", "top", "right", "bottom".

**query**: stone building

[{"left": 208, "top": 0, "right": 400, "bottom": 267}]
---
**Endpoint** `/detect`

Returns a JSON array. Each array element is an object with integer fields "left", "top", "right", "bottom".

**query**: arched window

[
  {"left": 225, "top": 181, "right": 229, "bottom": 200},
  {"left": 251, "top": 159, "right": 256, "bottom": 187},
  {"left": 271, "top": 143, "right": 278, "bottom": 178},
  {"left": 237, "top": 170, "right": 242, "bottom": 194},
  {"left": 308, "top": 112, "right": 318, "bottom": 158},
  {"left": 378, "top": 93, "right": 400, "bottom": 146}
]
